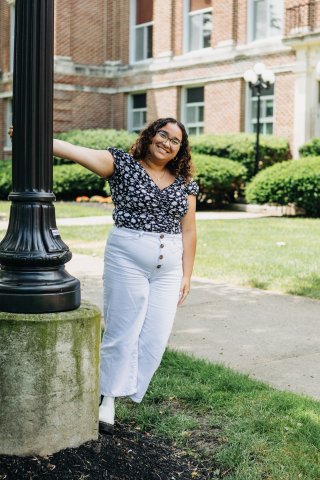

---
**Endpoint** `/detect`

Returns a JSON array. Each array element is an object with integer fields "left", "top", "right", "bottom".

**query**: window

[
  {"left": 129, "top": 93, "right": 147, "bottom": 132},
  {"left": 249, "top": 84, "right": 274, "bottom": 134},
  {"left": 187, "top": 0, "right": 212, "bottom": 52},
  {"left": 5, "top": 98, "right": 13, "bottom": 149},
  {"left": 184, "top": 87, "right": 204, "bottom": 135},
  {"left": 251, "top": 0, "right": 283, "bottom": 41},
  {"left": 9, "top": 3, "right": 15, "bottom": 72},
  {"left": 133, "top": 0, "right": 153, "bottom": 62}
]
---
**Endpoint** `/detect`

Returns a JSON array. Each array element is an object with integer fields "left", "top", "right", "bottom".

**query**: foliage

[
  {"left": 299, "top": 137, "right": 320, "bottom": 157},
  {"left": 53, "top": 163, "right": 106, "bottom": 200},
  {"left": 54, "top": 128, "right": 138, "bottom": 164},
  {"left": 0, "top": 161, "right": 12, "bottom": 200},
  {"left": 245, "top": 157, "right": 320, "bottom": 216},
  {"left": 189, "top": 133, "right": 291, "bottom": 179},
  {"left": 193, "top": 153, "right": 247, "bottom": 206},
  {"left": 1, "top": 153, "right": 246, "bottom": 204}
]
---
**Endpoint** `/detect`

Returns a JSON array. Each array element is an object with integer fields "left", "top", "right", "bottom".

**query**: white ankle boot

[{"left": 99, "top": 396, "right": 115, "bottom": 434}]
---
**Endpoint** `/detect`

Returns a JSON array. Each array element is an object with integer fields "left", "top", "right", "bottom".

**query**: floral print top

[{"left": 107, "top": 148, "right": 199, "bottom": 234}]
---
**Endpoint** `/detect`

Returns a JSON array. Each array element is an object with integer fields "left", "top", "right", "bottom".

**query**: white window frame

[
  {"left": 130, "top": 0, "right": 153, "bottom": 64},
  {"left": 182, "top": 86, "right": 204, "bottom": 135},
  {"left": 248, "top": 0, "right": 283, "bottom": 42},
  {"left": 183, "top": 0, "right": 213, "bottom": 53},
  {"left": 245, "top": 84, "right": 275, "bottom": 135},
  {"left": 4, "top": 97, "right": 13, "bottom": 150},
  {"left": 128, "top": 93, "right": 147, "bottom": 133}
]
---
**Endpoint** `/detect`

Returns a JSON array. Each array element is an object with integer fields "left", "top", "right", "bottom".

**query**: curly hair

[{"left": 129, "top": 118, "right": 194, "bottom": 182}]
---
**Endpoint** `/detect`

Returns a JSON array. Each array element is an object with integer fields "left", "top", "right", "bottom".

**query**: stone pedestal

[{"left": 0, "top": 302, "right": 100, "bottom": 456}]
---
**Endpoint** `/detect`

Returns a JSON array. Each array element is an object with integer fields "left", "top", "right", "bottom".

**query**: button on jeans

[{"left": 100, "top": 226, "right": 183, "bottom": 402}]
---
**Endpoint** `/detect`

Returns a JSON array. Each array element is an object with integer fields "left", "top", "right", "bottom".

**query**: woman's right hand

[{"left": 8, "top": 125, "right": 13, "bottom": 142}]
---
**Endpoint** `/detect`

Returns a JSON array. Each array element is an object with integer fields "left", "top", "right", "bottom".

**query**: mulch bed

[{"left": 0, "top": 423, "right": 217, "bottom": 480}]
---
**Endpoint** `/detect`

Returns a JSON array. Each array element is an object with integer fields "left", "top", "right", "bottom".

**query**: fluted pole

[{"left": 0, "top": 0, "right": 80, "bottom": 313}]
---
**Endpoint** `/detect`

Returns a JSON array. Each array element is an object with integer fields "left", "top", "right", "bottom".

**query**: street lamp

[
  {"left": 243, "top": 63, "right": 275, "bottom": 175},
  {"left": 0, "top": 0, "right": 80, "bottom": 313}
]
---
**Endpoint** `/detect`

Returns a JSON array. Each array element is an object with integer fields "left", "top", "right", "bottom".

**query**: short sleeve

[
  {"left": 106, "top": 147, "right": 132, "bottom": 179},
  {"left": 185, "top": 179, "right": 199, "bottom": 196}
]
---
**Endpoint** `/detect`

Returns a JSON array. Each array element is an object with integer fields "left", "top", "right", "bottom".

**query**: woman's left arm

[{"left": 178, "top": 195, "right": 197, "bottom": 306}]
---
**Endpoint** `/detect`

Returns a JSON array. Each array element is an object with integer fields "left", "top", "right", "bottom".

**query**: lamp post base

[{"left": 0, "top": 267, "right": 81, "bottom": 313}]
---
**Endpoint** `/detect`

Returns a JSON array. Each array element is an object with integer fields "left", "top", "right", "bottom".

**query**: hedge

[
  {"left": 0, "top": 161, "right": 106, "bottom": 200},
  {"left": 245, "top": 157, "right": 320, "bottom": 216},
  {"left": 193, "top": 154, "right": 247, "bottom": 207},
  {"left": 0, "top": 160, "right": 12, "bottom": 200},
  {"left": 54, "top": 129, "right": 137, "bottom": 164},
  {"left": 54, "top": 130, "right": 291, "bottom": 180},
  {"left": 189, "top": 133, "right": 291, "bottom": 179},
  {"left": 299, "top": 137, "right": 320, "bottom": 157},
  {"left": 0, "top": 153, "right": 246, "bottom": 206}
]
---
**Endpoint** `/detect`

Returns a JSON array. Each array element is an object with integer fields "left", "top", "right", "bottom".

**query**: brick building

[{"left": 1, "top": 0, "right": 320, "bottom": 158}]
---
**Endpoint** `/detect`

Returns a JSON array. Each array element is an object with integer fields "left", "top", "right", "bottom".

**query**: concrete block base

[{"left": 0, "top": 301, "right": 101, "bottom": 456}]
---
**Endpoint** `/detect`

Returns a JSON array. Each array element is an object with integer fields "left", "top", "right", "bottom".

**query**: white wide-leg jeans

[{"left": 100, "top": 226, "right": 183, "bottom": 403}]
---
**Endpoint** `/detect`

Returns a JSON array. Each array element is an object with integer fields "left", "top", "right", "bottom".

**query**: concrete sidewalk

[
  {"left": 67, "top": 252, "right": 320, "bottom": 402},
  {"left": 0, "top": 210, "right": 271, "bottom": 231}
]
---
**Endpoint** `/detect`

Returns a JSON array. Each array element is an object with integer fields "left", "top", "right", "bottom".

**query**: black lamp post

[
  {"left": 243, "top": 63, "right": 275, "bottom": 175},
  {"left": 0, "top": 0, "right": 80, "bottom": 313}
]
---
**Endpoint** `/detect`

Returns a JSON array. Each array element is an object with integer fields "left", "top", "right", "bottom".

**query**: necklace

[{"left": 142, "top": 161, "right": 166, "bottom": 181}]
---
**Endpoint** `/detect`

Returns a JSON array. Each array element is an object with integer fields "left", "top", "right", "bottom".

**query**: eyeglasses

[{"left": 156, "top": 130, "right": 182, "bottom": 148}]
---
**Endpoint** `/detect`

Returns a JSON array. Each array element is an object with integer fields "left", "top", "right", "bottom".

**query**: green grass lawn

[
  {"left": 1, "top": 205, "right": 319, "bottom": 299},
  {"left": 0, "top": 200, "right": 112, "bottom": 218},
  {"left": 194, "top": 217, "right": 320, "bottom": 299},
  {"left": 57, "top": 217, "right": 320, "bottom": 299},
  {"left": 119, "top": 350, "right": 320, "bottom": 479}
]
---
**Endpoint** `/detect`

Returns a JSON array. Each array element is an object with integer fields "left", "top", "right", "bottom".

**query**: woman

[{"left": 11, "top": 117, "right": 198, "bottom": 434}]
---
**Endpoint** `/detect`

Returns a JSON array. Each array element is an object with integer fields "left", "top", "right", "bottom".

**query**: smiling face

[{"left": 148, "top": 122, "right": 183, "bottom": 165}]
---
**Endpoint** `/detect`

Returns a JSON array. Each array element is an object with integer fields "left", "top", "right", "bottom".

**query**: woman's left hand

[{"left": 178, "top": 276, "right": 190, "bottom": 306}]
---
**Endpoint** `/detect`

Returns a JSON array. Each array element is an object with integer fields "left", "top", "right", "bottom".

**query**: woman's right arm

[{"left": 53, "top": 139, "right": 115, "bottom": 178}]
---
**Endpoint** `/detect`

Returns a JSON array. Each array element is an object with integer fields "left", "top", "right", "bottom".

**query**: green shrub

[
  {"left": 245, "top": 157, "right": 320, "bottom": 216},
  {"left": 299, "top": 137, "right": 320, "bottom": 157},
  {"left": 1, "top": 149, "right": 247, "bottom": 206},
  {"left": 54, "top": 129, "right": 138, "bottom": 164},
  {"left": 193, "top": 153, "right": 247, "bottom": 207},
  {"left": 190, "top": 133, "right": 291, "bottom": 179},
  {"left": 0, "top": 161, "right": 12, "bottom": 199},
  {"left": 53, "top": 163, "right": 106, "bottom": 200}
]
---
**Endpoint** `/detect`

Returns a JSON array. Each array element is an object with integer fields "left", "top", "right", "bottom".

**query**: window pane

[
  {"left": 188, "top": 127, "right": 197, "bottom": 135},
  {"left": 190, "top": 0, "right": 212, "bottom": 12},
  {"left": 203, "top": 12, "right": 212, "bottom": 48},
  {"left": 133, "top": 111, "right": 141, "bottom": 126},
  {"left": 269, "top": 0, "right": 282, "bottom": 35},
  {"left": 187, "top": 106, "right": 197, "bottom": 123},
  {"left": 198, "top": 105, "right": 204, "bottom": 122},
  {"left": 251, "top": 84, "right": 274, "bottom": 98},
  {"left": 265, "top": 123, "right": 273, "bottom": 134},
  {"left": 147, "top": 25, "right": 153, "bottom": 58},
  {"left": 136, "top": 0, "right": 153, "bottom": 25},
  {"left": 198, "top": 126, "right": 204, "bottom": 134},
  {"left": 133, "top": 93, "right": 146, "bottom": 109},
  {"left": 135, "top": 27, "right": 144, "bottom": 61},
  {"left": 189, "top": 13, "right": 202, "bottom": 51},
  {"left": 253, "top": 0, "right": 283, "bottom": 40},
  {"left": 265, "top": 99, "right": 274, "bottom": 117},
  {"left": 251, "top": 99, "right": 258, "bottom": 119},
  {"left": 253, "top": 0, "right": 267, "bottom": 40},
  {"left": 187, "top": 87, "right": 204, "bottom": 103}
]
